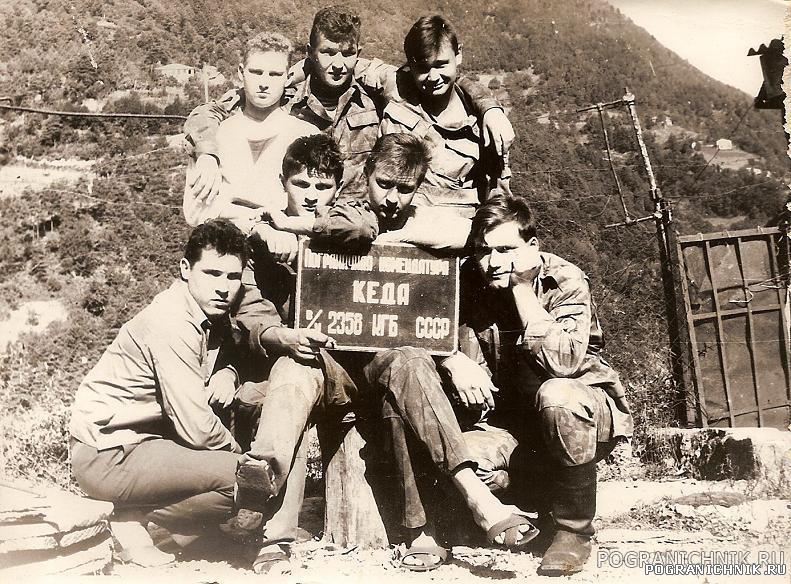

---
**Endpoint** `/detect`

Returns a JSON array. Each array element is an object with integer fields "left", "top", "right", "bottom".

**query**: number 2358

[{"left": 326, "top": 311, "right": 363, "bottom": 336}]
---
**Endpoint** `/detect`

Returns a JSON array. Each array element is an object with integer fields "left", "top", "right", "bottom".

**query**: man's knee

[
  {"left": 536, "top": 379, "right": 598, "bottom": 466},
  {"left": 366, "top": 346, "right": 435, "bottom": 386},
  {"left": 535, "top": 378, "right": 590, "bottom": 411},
  {"left": 269, "top": 355, "right": 324, "bottom": 400},
  {"left": 201, "top": 449, "right": 240, "bottom": 492}
]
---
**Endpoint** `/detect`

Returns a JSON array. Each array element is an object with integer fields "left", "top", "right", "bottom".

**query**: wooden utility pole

[
  {"left": 578, "top": 90, "right": 695, "bottom": 423},
  {"left": 202, "top": 63, "right": 210, "bottom": 103}
]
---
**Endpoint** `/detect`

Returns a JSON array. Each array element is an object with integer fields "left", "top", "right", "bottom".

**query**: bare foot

[
  {"left": 486, "top": 504, "right": 537, "bottom": 545},
  {"left": 451, "top": 467, "right": 537, "bottom": 545}
]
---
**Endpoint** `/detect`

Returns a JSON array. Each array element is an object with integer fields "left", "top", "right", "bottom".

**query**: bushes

[{"left": 0, "top": 394, "right": 75, "bottom": 492}]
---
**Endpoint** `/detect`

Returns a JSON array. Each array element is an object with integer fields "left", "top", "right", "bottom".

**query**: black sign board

[{"left": 295, "top": 240, "right": 460, "bottom": 355}]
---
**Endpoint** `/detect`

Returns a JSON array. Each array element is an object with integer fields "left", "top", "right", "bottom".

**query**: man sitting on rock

[
  {"left": 460, "top": 192, "right": 634, "bottom": 575},
  {"left": 184, "top": 5, "right": 512, "bottom": 208},
  {"left": 68, "top": 220, "right": 281, "bottom": 565}
]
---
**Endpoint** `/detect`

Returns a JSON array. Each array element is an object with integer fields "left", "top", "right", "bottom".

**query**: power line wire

[{"left": 0, "top": 103, "right": 186, "bottom": 121}]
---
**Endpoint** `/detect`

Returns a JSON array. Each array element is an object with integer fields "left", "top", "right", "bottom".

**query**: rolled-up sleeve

[
  {"left": 520, "top": 279, "right": 592, "bottom": 378},
  {"left": 149, "top": 324, "right": 239, "bottom": 452},
  {"left": 312, "top": 202, "right": 379, "bottom": 248},
  {"left": 234, "top": 260, "right": 284, "bottom": 356},
  {"left": 457, "top": 76, "right": 500, "bottom": 115},
  {"left": 183, "top": 89, "right": 242, "bottom": 158}
]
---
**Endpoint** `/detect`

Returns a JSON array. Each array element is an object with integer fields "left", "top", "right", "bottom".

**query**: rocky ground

[{"left": 95, "top": 476, "right": 791, "bottom": 584}]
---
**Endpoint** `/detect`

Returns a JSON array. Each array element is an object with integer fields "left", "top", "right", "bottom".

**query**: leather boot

[{"left": 538, "top": 460, "right": 596, "bottom": 576}]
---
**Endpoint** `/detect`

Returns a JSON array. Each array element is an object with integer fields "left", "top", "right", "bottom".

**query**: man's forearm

[
  {"left": 183, "top": 89, "right": 242, "bottom": 158},
  {"left": 396, "top": 212, "right": 471, "bottom": 250},
  {"left": 257, "top": 325, "right": 292, "bottom": 354},
  {"left": 512, "top": 282, "right": 591, "bottom": 376},
  {"left": 512, "top": 281, "right": 549, "bottom": 330},
  {"left": 271, "top": 215, "right": 315, "bottom": 236},
  {"left": 457, "top": 76, "right": 500, "bottom": 116}
]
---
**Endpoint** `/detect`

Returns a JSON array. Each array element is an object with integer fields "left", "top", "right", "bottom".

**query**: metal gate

[{"left": 677, "top": 227, "right": 791, "bottom": 429}]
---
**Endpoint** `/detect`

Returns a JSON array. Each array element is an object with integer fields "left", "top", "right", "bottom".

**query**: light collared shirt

[{"left": 69, "top": 280, "right": 241, "bottom": 452}]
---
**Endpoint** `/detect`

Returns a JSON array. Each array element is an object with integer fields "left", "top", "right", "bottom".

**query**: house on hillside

[
  {"left": 649, "top": 115, "right": 672, "bottom": 128},
  {"left": 155, "top": 63, "right": 195, "bottom": 84},
  {"left": 716, "top": 138, "right": 733, "bottom": 151}
]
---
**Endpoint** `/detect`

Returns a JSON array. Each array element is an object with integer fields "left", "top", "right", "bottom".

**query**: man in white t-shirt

[{"left": 183, "top": 32, "right": 320, "bottom": 230}]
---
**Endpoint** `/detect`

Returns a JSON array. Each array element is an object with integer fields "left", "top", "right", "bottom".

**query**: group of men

[{"left": 69, "top": 5, "right": 633, "bottom": 577}]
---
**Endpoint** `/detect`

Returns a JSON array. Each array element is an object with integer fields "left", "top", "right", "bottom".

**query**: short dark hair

[
  {"left": 282, "top": 134, "right": 344, "bottom": 185},
  {"left": 404, "top": 15, "right": 459, "bottom": 64},
  {"left": 310, "top": 5, "right": 361, "bottom": 47},
  {"left": 184, "top": 219, "right": 250, "bottom": 266},
  {"left": 364, "top": 134, "right": 431, "bottom": 184},
  {"left": 470, "top": 192, "right": 537, "bottom": 248}
]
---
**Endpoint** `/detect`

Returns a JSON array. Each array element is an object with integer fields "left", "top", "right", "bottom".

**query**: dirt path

[
  {"left": 108, "top": 531, "right": 791, "bottom": 583},
  {"left": 0, "top": 159, "right": 94, "bottom": 199},
  {"left": 105, "top": 482, "right": 791, "bottom": 583}
]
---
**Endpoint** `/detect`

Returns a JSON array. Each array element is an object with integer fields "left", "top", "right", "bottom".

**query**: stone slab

[
  {"left": 597, "top": 479, "right": 748, "bottom": 519},
  {"left": 644, "top": 427, "right": 791, "bottom": 496}
]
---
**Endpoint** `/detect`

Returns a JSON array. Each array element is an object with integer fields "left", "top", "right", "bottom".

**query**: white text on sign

[
  {"left": 352, "top": 280, "right": 410, "bottom": 305},
  {"left": 415, "top": 317, "right": 451, "bottom": 340}
]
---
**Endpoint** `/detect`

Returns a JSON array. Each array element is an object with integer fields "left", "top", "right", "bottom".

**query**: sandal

[
  {"left": 252, "top": 543, "right": 290, "bottom": 574},
  {"left": 397, "top": 542, "right": 448, "bottom": 572},
  {"left": 486, "top": 512, "right": 540, "bottom": 549}
]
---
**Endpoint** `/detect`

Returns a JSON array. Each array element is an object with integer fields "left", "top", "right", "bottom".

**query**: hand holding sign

[
  {"left": 264, "top": 326, "right": 337, "bottom": 363},
  {"left": 252, "top": 223, "right": 300, "bottom": 264}
]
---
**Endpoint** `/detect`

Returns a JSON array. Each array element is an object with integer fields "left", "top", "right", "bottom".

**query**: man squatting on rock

[{"left": 68, "top": 220, "right": 267, "bottom": 567}]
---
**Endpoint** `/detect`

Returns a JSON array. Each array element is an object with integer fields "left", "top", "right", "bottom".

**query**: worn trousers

[
  {"left": 244, "top": 348, "right": 475, "bottom": 533},
  {"left": 374, "top": 358, "right": 618, "bottom": 536},
  {"left": 70, "top": 438, "right": 239, "bottom": 535},
  {"left": 240, "top": 356, "right": 319, "bottom": 545},
  {"left": 364, "top": 347, "right": 475, "bottom": 529},
  {"left": 532, "top": 377, "right": 614, "bottom": 467}
]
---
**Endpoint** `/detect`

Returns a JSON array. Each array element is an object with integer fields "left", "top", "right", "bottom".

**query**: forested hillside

[{"left": 0, "top": 0, "right": 788, "bottom": 487}]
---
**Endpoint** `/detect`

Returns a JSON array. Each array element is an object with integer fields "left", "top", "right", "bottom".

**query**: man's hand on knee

[
  {"left": 188, "top": 154, "right": 221, "bottom": 203},
  {"left": 207, "top": 367, "right": 237, "bottom": 409},
  {"left": 440, "top": 352, "right": 498, "bottom": 410}
]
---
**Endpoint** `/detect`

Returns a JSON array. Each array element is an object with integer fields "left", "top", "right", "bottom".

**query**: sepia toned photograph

[{"left": 0, "top": 1, "right": 789, "bottom": 582}]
